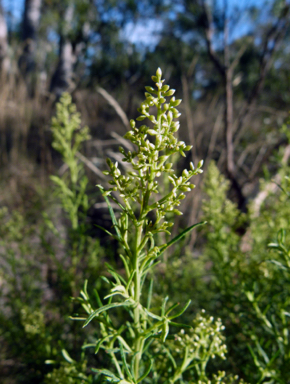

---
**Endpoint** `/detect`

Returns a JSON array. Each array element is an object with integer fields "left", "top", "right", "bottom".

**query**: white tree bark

[
  {"left": 50, "top": 4, "right": 76, "bottom": 97},
  {"left": 0, "top": 0, "right": 9, "bottom": 76}
]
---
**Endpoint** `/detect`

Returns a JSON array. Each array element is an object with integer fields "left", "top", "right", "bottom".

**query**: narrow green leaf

[
  {"left": 70, "top": 316, "right": 87, "bottom": 321},
  {"left": 81, "top": 343, "right": 96, "bottom": 349},
  {"left": 169, "top": 321, "right": 192, "bottom": 329},
  {"left": 165, "top": 302, "right": 180, "bottom": 317},
  {"left": 94, "top": 288, "right": 103, "bottom": 307},
  {"left": 120, "top": 254, "right": 130, "bottom": 278},
  {"left": 126, "top": 270, "right": 136, "bottom": 291},
  {"left": 95, "top": 335, "right": 111, "bottom": 354},
  {"left": 91, "top": 368, "right": 120, "bottom": 381},
  {"left": 161, "top": 321, "right": 169, "bottom": 342},
  {"left": 168, "top": 300, "right": 191, "bottom": 320},
  {"left": 265, "top": 259, "right": 288, "bottom": 271},
  {"left": 83, "top": 301, "right": 131, "bottom": 327},
  {"left": 107, "top": 267, "right": 126, "bottom": 286},
  {"left": 162, "top": 347, "right": 177, "bottom": 369},
  {"left": 62, "top": 349, "right": 74, "bottom": 364},
  {"left": 158, "top": 222, "right": 206, "bottom": 256},
  {"left": 97, "top": 185, "right": 122, "bottom": 240},
  {"left": 119, "top": 341, "right": 134, "bottom": 381},
  {"left": 161, "top": 296, "right": 169, "bottom": 316},
  {"left": 94, "top": 224, "right": 117, "bottom": 239},
  {"left": 267, "top": 348, "right": 280, "bottom": 366},
  {"left": 147, "top": 279, "right": 153, "bottom": 310},
  {"left": 84, "top": 279, "right": 89, "bottom": 297},
  {"left": 144, "top": 308, "right": 162, "bottom": 321},
  {"left": 100, "top": 276, "right": 111, "bottom": 285},
  {"left": 117, "top": 336, "right": 132, "bottom": 353},
  {"left": 136, "top": 359, "right": 153, "bottom": 383}
]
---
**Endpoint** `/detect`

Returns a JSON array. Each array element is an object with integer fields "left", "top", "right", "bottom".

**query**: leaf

[
  {"left": 169, "top": 321, "right": 192, "bottom": 329},
  {"left": 165, "top": 302, "right": 180, "bottom": 317},
  {"left": 161, "top": 321, "right": 169, "bottom": 342},
  {"left": 119, "top": 341, "right": 134, "bottom": 381},
  {"left": 120, "top": 254, "right": 130, "bottom": 278},
  {"left": 117, "top": 336, "right": 132, "bottom": 353},
  {"left": 94, "top": 288, "right": 103, "bottom": 307},
  {"left": 265, "top": 259, "right": 288, "bottom": 271},
  {"left": 83, "top": 301, "right": 132, "bottom": 327},
  {"left": 161, "top": 296, "right": 169, "bottom": 316},
  {"left": 95, "top": 335, "right": 112, "bottom": 354},
  {"left": 94, "top": 224, "right": 117, "bottom": 239},
  {"left": 147, "top": 279, "right": 153, "bottom": 310},
  {"left": 158, "top": 222, "right": 206, "bottom": 256},
  {"left": 62, "top": 349, "right": 74, "bottom": 364},
  {"left": 255, "top": 339, "right": 269, "bottom": 364},
  {"left": 168, "top": 300, "right": 191, "bottom": 320},
  {"left": 144, "top": 308, "right": 162, "bottom": 321},
  {"left": 136, "top": 359, "right": 153, "bottom": 383},
  {"left": 126, "top": 270, "right": 136, "bottom": 291},
  {"left": 91, "top": 368, "right": 120, "bottom": 381},
  {"left": 97, "top": 185, "right": 122, "bottom": 240},
  {"left": 162, "top": 347, "right": 177, "bottom": 369}
]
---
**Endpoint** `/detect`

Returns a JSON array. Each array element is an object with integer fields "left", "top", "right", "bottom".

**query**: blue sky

[
  {"left": 3, "top": 0, "right": 24, "bottom": 21},
  {"left": 2, "top": 0, "right": 272, "bottom": 47}
]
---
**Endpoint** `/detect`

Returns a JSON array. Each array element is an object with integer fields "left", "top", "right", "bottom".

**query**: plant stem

[{"left": 133, "top": 221, "right": 143, "bottom": 380}]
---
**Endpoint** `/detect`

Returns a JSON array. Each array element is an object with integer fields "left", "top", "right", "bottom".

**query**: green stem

[{"left": 133, "top": 222, "right": 143, "bottom": 380}]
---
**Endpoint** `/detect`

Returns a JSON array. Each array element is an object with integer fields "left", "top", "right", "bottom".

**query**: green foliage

[
  {"left": 51, "top": 93, "right": 90, "bottom": 230},
  {"left": 3, "top": 71, "right": 290, "bottom": 384},
  {"left": 199, "top": 155, "right": 290, "bottom": 383},
  {"left": 70, "top": 69, "right": 245, "bottom": 384}
]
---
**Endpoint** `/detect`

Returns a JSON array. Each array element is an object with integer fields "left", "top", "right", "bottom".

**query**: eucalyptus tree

[
  {"left": 0, "top": 0, "right": 8, "bottom": 77},
  {"left": 149, "top": 0, "right": 290, "bottom": 209},
  {"left": 19, "top": 0, "right": 42, "bottom": 75}
]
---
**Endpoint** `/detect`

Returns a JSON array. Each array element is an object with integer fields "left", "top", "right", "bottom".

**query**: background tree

[
  {"left": 19, "top": 0, "right": 42, "bottom": 77},
  {"left": 0, "top": 0, "right": 9, "bottom": 77}
]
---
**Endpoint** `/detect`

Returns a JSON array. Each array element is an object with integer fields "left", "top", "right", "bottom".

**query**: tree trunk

[
  {"left": 0, "top": 0, "right": 9, "bottom": 77},
  {"left": 19, "top": 0, "right": 42, "bottom": 75},
  {"left": 50, "top": 4, "right": 75, "bottom": 97}
]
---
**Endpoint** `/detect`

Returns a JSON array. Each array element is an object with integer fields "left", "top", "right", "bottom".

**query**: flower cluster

[
  {"left": 102, "top": 68, "right": 203, "bottom": 235},
  {"left": 173, "top": 310, "right": 227, "bottom": 361}
]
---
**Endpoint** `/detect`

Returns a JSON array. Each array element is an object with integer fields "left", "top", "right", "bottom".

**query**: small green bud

[
  {"left": 182, "top": 169, "right": 189, "bottom": 178},
  {"left": 164, "top": 89, "right": 175, "bottom": 96},
  {"left": 145, "top": 86, "right": 155, "bottom": 92},
  {"left": 180, "top": 186, "right": 191, "bottom": 192},
  {"left": 197, "top": 159, "right": 204, "bottom": 168},
  {"left": 170, "top": 98, "right": 182, "bottom": 107},
  {"left": 173, "top": 209, "right": 183, "bottom": 216},
  {"left": 124, "top": 131, "right": 134, "bottom": 140},
  {"left": 136, "top": 115, "right": 147, "bottom": 121},
  {"left": 171, "top": 122, "right": 180, "bottom": 132},
  {"left": 156, "top": 67, "right": 162, "bottom": 78},
  {"left": 161, "top": 85, "right": 170, "bottom": 92}
]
